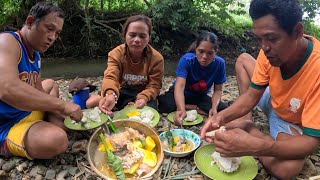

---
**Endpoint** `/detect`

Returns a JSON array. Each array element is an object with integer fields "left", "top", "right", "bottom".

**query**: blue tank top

[{"left": 0, "top": 31, "right": 41, "bottom": 145}]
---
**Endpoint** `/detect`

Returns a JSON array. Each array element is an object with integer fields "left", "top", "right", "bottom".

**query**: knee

[
  {"left": 271, "top": 169, "right": 301, "bottom": 180},
  {"left": 235, "top": 53, "right": 252, "bottom": 67},
  {"left": 42, "top": 79, "right": 59, "bottom": 93},
  {"left": 260, "top": 157, "right": 304, "bottom": 180},
  {"left": 47, "top": 129, "right": 68, "bottom": 155}
]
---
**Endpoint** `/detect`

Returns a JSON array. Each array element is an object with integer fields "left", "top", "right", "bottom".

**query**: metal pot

[{"left": 87, "top": 120, "right": 164, "bottom": 179}]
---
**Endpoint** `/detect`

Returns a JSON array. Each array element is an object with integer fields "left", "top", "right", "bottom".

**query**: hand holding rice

[
  {"left": 211, "top": 151, "right": 241, "bottom": 173},
  {"left": 208, "top": 126, "right": 241, "bottom": 173},
  {"left": 205, "top": 126, "right": 226, "bottom": 137}
]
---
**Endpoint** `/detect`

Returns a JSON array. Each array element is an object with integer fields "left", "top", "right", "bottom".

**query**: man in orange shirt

[{"left": 201, "top": 0, "right": 320, "bottom": 179}]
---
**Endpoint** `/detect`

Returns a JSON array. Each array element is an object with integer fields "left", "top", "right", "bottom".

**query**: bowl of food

[
  {"left": 159, "top": 129, "right": 201, "bottom": 158},
  {"left": 87, "top": 120, "right": 164, "bottom": 180}
]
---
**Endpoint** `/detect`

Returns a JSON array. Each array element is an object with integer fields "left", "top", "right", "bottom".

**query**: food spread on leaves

[
  {"left": 71, "top": 107, "right": 102, "bottom": 129},
  {"left": 126, "top": 109, "right": 154, "bottom": 126}
]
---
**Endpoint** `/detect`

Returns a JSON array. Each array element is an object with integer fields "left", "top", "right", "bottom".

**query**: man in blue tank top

[{"left": 0, "top": 2, "right": 83, "bottom": 159}]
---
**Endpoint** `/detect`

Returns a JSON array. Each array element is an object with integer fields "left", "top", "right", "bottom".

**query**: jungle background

[{"left": 1, "top": 0, "right": 320, "bottom": 76}]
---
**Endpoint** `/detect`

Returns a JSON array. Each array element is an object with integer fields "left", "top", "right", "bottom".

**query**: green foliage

[
  {"left": 304, "top": 21, "right": 320, "bottom": 40},
  {"left": 300, "top": 0, "right": 320, "bottom": 20},
  {"left": 1, "top": 0, "right": 320, "bottom": 59},
  {"left": 0, "top": 0, "right": 20, "bottom": 25},
  {"left": 150, "top": 0, "right": 247, "bottom": 38}
]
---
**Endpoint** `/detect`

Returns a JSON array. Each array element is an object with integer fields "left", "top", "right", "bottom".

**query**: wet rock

[
  {"left": 45, "top": 169, "right": 56, "bottom": 179},
  {"left": 2, "top": 161, "right": 15, "bottom": 172}
]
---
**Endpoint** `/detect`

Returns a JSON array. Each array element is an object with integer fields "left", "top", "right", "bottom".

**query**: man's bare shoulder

[{"left": 0, "top": 33, "right": 21, "bottom": 62}]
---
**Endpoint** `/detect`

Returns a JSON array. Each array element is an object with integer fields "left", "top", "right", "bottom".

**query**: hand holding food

[
  {"left": 200, "top": 115, "right": 223, "bottom": 142},
  {"left": 174, "top": 110, "right": 186, "bottom": 126},
  {"left": 61, "top": 101, "right": 83, "bottom": 121},
  {"left": 99, "top": 96, "right": 116, "bottom": 115},
  {"left": 135, "top": 99, "right": 146, "bottom": 109},
  {"left": 208, "top": 126, "right": 241, "bottom": 173}
]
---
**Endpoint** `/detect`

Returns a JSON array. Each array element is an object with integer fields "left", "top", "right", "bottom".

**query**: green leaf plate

[
  {"left": 194, "top": 144, "right": 258, "bottom": 180},
  {"left": 113, "top": 105, "right": 160, "bottom": 128},
  {"left": 64, "top": 108, "right": 108, "bottom": 130},
  {"left": 167, "top": 112, "right": 203, "bottom": 126}
]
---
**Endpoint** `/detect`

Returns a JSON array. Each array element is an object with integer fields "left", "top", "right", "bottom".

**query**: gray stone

[
  {"left": 185, "top": 163, "right": 192, "bottom": 172},
  {"left": 71, "top": 140, "right": 87, "bottom": 153},
  {"left": 34, "top": 174, "right": 43, "bottom": 180},
  {"left": 56, "top": 170, "right": 68, "bottom": 180},
  {"left": 17, "top": 161, "right": 28, "bottom": 172},
  {"left": 45, "top": 169, "right": 56, "bottom": 180},
  {"left": 0, "top": 159, "right": 5, "bottom": 168},
  {"left": 12, "top": 157, "right": 24, "bottom": 164},
  {"left": 0, "top": 170, "right": 7, "bottom": 176},
  {"left": 29, "top": 165, "right": 47, "bottom": 177},
  {"left": 310, "top": 155, "right": 320, "bottom": 162},
  {"left": 60, "top": 159, "right": 66, "bottom": 165},
  {"left": 2, "top": 161, "right": 15, "bottom": 172},
  {"left": 301, "top": 159, "right": 317, "bottom": 176},
  {"left": 66, "top": 166, "right": 78, "bottom": 176},
  {"left": 28, "top": 161, "right": 34, "bottom": 167}
]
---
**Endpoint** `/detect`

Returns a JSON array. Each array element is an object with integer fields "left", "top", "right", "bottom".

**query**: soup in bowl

[{"left": 87, "top": 120, "right": 164, "bottom": 179}]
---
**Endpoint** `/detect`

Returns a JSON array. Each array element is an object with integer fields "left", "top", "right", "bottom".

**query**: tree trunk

[{"left": 100, "top": 0, "right": 104, "bottom": 11}]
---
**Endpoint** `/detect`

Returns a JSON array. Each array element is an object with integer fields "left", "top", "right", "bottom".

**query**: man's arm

[
  {"left": 215, "top": 127, "right": 320, "bottom": 159},
  {"left": 35, "top": 73, "right": 46, "bottom": 93},
  {"left": 219, "top": 86, "right": 264, "bottom": 124},
  {"left": 261, "top": 134, "right": 320, "bottom": 159},
  {"left": 0, "top": 33, "right": 65, "bottom": 112}
]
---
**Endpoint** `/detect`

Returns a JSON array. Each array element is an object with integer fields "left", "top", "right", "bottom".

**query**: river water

[{"left": 41, "top": 58, "right": 235, "bottom": 79}]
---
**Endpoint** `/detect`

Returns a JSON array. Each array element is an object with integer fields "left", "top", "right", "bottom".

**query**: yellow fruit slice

[
  {"left": 126, "top": 110, "right": 140, "bottom": 117},
  {"left": 98, "top": 138, "right": 115, "bottom": 152},
  {"left": 133, "top": 140, "right": 143, "bottom": 148},
  {"left": 124, "top": 161, "right": 141, "bottom": 174},
  {"left": 143, "top": 150, "right": 157, "bottom": 167},
  {"left": 145, "top": 136, "right": 156, "bottom": 151}
]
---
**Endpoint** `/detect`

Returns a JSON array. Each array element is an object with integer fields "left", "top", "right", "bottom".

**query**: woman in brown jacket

[{"left": 86, "top": 15, "right": 164, "bottom": 114}]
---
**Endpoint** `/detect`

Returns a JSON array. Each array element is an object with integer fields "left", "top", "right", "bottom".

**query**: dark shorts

[
  {"left": 116, "top": 88, "right": 158, "bottom": 110},
  {"left": 158, "top": 86, "right": 228, "bottom": 113}
]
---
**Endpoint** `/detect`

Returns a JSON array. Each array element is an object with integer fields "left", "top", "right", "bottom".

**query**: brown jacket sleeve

[
  {"left": 101, "top": 46, "right": 123, "bottom": 97},
  {"left": 136, "top": 46, "right": 164, "bottom": 102}
]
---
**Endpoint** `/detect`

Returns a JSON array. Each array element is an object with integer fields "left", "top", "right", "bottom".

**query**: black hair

[
  {"left": 249, "top": 0, "right": 302, "bottom": 35},
  {"left": 28, "top": 2, "right": 65, "bottom": 25},
  {"left": 187, "top": 31, "right": 219, "bottom": 53}
]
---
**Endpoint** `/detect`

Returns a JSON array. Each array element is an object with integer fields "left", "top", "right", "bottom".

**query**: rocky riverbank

[{"left": 0, "top": 76, "right": 319, "bottom": 180}]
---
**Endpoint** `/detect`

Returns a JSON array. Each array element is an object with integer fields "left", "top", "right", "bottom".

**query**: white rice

[
  {"left": 184, "top": 110, "right": 198, "bottom": 122},
  {"left": 211, "top": 151, "right": 241, "bottom": 173}
]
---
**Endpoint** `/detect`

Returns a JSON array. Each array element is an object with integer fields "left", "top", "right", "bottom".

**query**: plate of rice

[
  {"left": 113, "top": 105, "right": 160, "bottom": 127},
  {"left": 194, "top": 144, "right": 258, "bottom": 180},
  {"left": 167, "top": 110, "right": 203, "bottom": 126},
  {"left": 64, "top": 107, "right": 108, "bottom": 130}
]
